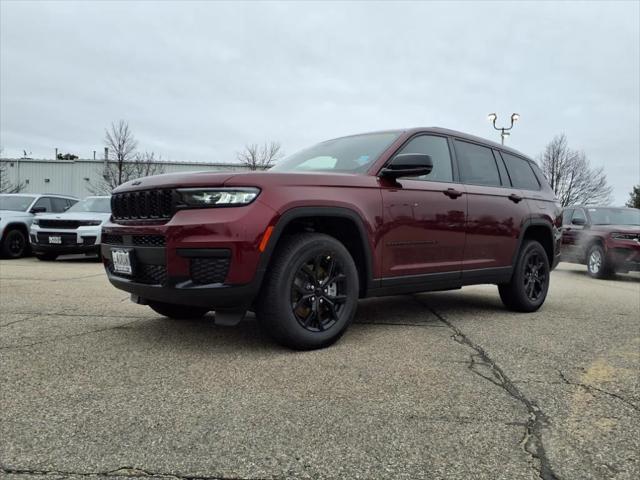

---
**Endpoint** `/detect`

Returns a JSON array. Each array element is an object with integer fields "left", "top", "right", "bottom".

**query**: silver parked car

[
  {"left": 0, "top": 193, "right": 78, "bottom": 258},
  {"left": 30, "top": 196, "right": 112, "bottom": 261}
]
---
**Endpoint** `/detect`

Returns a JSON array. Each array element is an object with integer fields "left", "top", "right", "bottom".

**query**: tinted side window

[
  {"left": 32, "top": 197, "right": 52, "bottom": 212},
  {"left": 572, "top": 209, "right": 586, "bottom": 224},
  {"left": 398, "top": 135, "right": 453, "bottom": 182},
  {"left": 51, "top": 197, "right": 70, "bottom": 212},
  {"left": 562, "top": 209, "right": 574, "bottom": 225},
  {"left": 502, "top": 153, "right": 540, "bottom": 190},
  {"left": 454, "top": 140, "right": 501, "bottom": 187}
]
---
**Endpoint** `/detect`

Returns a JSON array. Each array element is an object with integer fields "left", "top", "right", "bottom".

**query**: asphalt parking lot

[{"left": 0, "top": 257, "right": 638, "bottom": 480}]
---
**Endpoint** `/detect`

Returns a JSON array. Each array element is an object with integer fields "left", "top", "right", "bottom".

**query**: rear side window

[
  {"left": 454, "top": 140, "right": 501, "bottom": 187},
  {"left": 562, "top": 209, "right": 574, "bottom": 225},
  {"left": 501, "top": 153, "right": 540, "bottom": 190},
  {"left": 398, "top": 135, "right": 453, "bottom": 182}
]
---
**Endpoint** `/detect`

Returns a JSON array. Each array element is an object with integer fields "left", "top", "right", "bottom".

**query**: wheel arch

[
  {"left": 2, "top": 222, "right": 29, "bottom": 240},
  {"left": 515, "top": 221, "right": 555, "bottom": 266},
  {"left": 258, "top": 207, "right": 374, "bottom": 297}
]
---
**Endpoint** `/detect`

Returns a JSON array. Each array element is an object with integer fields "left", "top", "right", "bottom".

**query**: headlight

[
  {"left": 32, "top": 218, "right": 39, "bottom": 225},
  {"left": 611, "top": 232, "right": 638, "bottom": 241},
  {"left": 177, "top": 188, "right": 260, "bottom": 207},
  {"left": 80, "top": 220, "right": 102, "bottom": 226}
]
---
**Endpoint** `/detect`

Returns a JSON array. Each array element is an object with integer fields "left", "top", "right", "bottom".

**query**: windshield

[
  {"left": 270, "top": 132, "right": 401, "bottom": 173},
  {"left": 587, "top": 208, "right": 640, "bottom": 226},
  {"left": 67, "top": 197, "right": 111, "bottom": 213},
  {"left": 0, "top": 195, "right": 36, "bottom": 212}
]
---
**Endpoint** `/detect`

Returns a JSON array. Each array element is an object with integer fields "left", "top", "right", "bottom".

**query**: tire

[
  {"left": 256, "top": 233, "right": 359, "bottom": 350},
  {"left": 586, "top": 244, "right": 613, "bottom": 279},
  {"left": 1, "top": 229, "right": 28, "bottom": 259},
  {"left": 498, "top": 240, "right": 550, "bottom": 312},
  {"left": 36, "top": 253, "right": 58, "bottom": 261},
  {"left": 148, "top": 302, "right": 209, "bottom": 319}
]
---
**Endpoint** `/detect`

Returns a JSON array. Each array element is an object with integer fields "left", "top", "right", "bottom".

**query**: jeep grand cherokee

[{"left": 101, "top": 128, "right": 561, "bottom": 350}]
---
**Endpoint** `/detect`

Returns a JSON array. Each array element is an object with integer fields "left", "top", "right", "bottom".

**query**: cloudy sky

[{"left": 1, "top": 0, "right": 638, "bottom": 204}]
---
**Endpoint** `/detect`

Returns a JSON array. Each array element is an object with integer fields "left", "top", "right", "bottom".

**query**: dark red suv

[{"left": 101, "top": 128, "right": 561, "bottom": 349}]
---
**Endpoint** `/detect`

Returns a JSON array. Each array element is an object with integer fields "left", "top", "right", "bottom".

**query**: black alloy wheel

[
  {"left": 291, "top": 252, "right": 348, "bottom": 332},
  {"left": 522, "top": 250, "right": 548, "bottom": 302},
  {"left": 2, "top": 229, "right": 27, "bottom": 258}
]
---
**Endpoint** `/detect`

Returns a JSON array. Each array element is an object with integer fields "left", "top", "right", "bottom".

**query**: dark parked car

[
  {"left": 560, "top": 206, "right": 640, "bottom": 278},
  {"left": 101, "top": 127, "right": 561, "bottom": 349}
]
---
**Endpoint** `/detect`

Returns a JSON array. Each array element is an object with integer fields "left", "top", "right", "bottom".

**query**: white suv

[
  {"left": 30, "top": 196, "right": 111, "bottom": 261},
  {"left": 0, "top": 193, "right": 78, "bottom": 258}
]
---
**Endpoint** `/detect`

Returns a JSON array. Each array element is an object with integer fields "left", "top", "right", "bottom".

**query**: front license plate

[
  {"left": 48, "top": 236, "right": 62, "bottom": 244},
  {"left": 112, "top": 249, "right": 133, "bottom": 275}
]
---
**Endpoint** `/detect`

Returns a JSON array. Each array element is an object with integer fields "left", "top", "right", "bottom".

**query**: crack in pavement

[
  {"left": 0, "top": 319, "right": 143, "bottom": 351},
  {"left": 414, "top": 297, "right": 561, "bottom": 480},
  {"left": 558, "top": 370, "right": 640, "bottom": 413},
  {"left": 0, "top": 465, "right": 272, "bottom": 480}
]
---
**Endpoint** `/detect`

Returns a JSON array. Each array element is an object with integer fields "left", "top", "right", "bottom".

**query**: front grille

[
  {"left": 101, "top": 234, "right": 165, "bottom": 247},
  {"left": 190, "top": 257, "right": 230, "bottom": 284},
  {"left": 39, "top": 220, "right": 81, "bottom": 229},
  {"left": 107, "top": 261, "right": 167, "bottom": 285},
  {"left": 111, "top": 190, "right": 175, "bottom": 222},
  {"left": 36, "top": 232, "right": 77, "bottom": 245},
  {"left": 102, "top": 234, "right": 123, "bottom": 245},
  {"left": 133, "top": 235, "right": 166, "bottom": 247}
]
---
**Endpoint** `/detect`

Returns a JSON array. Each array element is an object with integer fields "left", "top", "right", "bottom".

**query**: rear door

[
  {"left": 379, "top": 134, "right": 466, "bottom": 277},
  {"left": 454, "top": 140, "right": 530, "bottom": 274}
]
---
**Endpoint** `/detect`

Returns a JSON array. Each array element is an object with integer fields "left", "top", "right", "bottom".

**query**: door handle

[
  {"left": 508, "top": 193, "right": 523, "bottom": 203},
  {"left": 444, "top": 188, "right": 463, "bottom": 199}
]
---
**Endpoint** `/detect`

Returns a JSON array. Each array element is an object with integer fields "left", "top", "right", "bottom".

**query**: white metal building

[{"left": 0, "top": 157, "right": 249, "bottom": 199}]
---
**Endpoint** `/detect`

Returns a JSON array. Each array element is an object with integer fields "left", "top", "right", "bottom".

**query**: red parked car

[
  {"left": 560, "top": 206, "right": 640, "bottom": 278},
  {"left": 101, "top": 128, "right": 561, "bottom": 349}
]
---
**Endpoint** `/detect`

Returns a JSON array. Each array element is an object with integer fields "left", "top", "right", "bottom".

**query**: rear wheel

[
  {"left": 148, "top": 302, "right": 209, "bottom": 319},
  {"left": 586, "top": 244, "right": 613, "bottom": 279},
  {"left": 1, "top": 229, "right": 27, "bottom": 259},
  {"left": 499, "top": 240, "right": 550, "bottom": 312},
  {"left": 256, "top": 233, "right": 359, "bottom": 350},
  {"left": 36, "top": 253, "right": 58, "bottom": 261}
]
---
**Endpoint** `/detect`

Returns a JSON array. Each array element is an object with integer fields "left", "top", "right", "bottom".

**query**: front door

[
  {"left": 561, "top": 208, "right": 587, "bottom": 260},
  {"left": 380, "top": 135, "right": 467, "bottom": 278}
]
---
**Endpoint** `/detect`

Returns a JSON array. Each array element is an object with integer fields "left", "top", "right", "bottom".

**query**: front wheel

[
  {"left": 586, "top": 244, "right": 613, "bottom": 279},
  {"left": 499, "top": 240, "right": 550, "bottom": 312},
  {"left": 148, "top": 302, "right": 209, "bottom": 319},
  {"left": 1, "top": 229, "right": 28, "bottom": 259},
  {"left": 256, "top": 233, "right": 359, "bottom": 350}
]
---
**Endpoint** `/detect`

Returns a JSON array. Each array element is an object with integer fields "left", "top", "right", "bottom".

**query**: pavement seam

[
  {"left": 0, "top": 319, "right": 143, "bottom": 351},
  {"left": 0, "top": 465, "right": 273, "bottom": 480},
  {"left": 414, "top": 297, "right": 561, "bottom": 480},
  {"left": 558, "top": 370, "right": 640, "bottom": 413}
]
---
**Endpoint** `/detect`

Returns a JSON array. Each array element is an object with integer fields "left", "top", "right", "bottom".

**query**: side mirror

[
  {"left": 30, "top": 207, "right": 46, "bottom": 214},
  {"left": 380, "top": 153, "right": 433, "bottom": 180},
  {"left": 571, "top": 217, "right": 586, "bottom": 226}
]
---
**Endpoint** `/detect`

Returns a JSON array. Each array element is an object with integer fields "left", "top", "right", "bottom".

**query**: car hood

[
  {"left": 113, "top": 170, "right": 375, "bottom": 192},
  {"left": 0, "top": 209, "right": 32, "bottom": 219},
  {"left": 591, "top": 225, "right": 640, "bottom": 234},
  {"left": 36, "top": 212, "right": 112, "bottom": 222}
]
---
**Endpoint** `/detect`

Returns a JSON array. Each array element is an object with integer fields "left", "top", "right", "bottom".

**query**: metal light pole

[{"left": 487, "top": 113, "right": 520, "bottom": 145}]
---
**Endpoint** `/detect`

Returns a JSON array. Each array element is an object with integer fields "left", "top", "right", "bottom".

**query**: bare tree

[
  {"left": 538, "top": 134, "right": 613, "bottom": 207},
  {"left": 105, "top": 120, "right": 138, "bottom": 185},
  {"left": 88, "top": 151, "right": 165, "bottom": 195},
  {"left": 237, "top": 141, "right": 283, "bottom": 170},
  {"left": 0, "top": 149, "right": 26, "bottom": 193}
]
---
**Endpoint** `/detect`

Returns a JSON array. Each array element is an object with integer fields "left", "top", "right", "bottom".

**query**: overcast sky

[{"left": 1, "top": 0, "right": 638, "bottom": 204}]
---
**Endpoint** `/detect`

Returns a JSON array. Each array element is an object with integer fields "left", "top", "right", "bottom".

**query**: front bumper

[
  {"left": 101, "top": 202, "right": 276, "bottom": 309},
  {"left": 606, "top": 238, "right": 640, "bottom": 271},
  {"left": 30, "top": 225, "right": 101, "bottom": 254}
]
